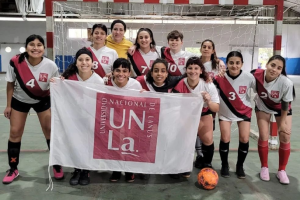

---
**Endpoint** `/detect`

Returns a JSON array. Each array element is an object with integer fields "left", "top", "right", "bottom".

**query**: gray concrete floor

[{"left": 0, "top": 74, "right": 299, "bottom": 200}]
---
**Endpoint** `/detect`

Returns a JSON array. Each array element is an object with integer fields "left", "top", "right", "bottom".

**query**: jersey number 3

[
  {"left": 228, "top": 92, "right": 236, "bottom": 100},
  {"left": 26, "top": 79, "right": 35, "bottom": 88}
]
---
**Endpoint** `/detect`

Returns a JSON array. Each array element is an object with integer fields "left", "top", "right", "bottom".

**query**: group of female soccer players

[{"left": 2, "top": 19, "right": 294, "bottom": 187}]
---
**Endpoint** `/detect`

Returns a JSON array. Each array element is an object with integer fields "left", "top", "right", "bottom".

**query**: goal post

[
  {"left": 45, "top": 0, "right": 283, "bottom": 149},
  {"left": 45, "top": 0, "right": 283, "bottom": 62}
]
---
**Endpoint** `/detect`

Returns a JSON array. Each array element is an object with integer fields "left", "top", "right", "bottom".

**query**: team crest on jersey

[
  {"left": 271, "top": 90, "right": 280, "bottom": 98},
  {"left": 178, "top": 58, "right": 185, "bottom": 65},
  {"left": 101, "top": 56, "right": 109, "bottom": 64},
  {"left": 39, "top": 73, "right": 48, "bottom": 82},
  {"left": 239, "top": 86, "right": 247, "bottom": 94}
]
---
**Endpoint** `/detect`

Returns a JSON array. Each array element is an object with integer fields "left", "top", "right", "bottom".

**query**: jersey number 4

[{"left": 26, "top": 79, "right": 35, "bottom": 88}]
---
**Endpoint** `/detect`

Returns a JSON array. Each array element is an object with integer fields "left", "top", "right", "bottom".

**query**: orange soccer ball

[{"left": 197, "top": 168, "right": 219, "bottom": 190}]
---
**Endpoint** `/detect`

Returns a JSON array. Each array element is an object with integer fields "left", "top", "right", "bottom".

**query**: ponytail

[
  {"left": 61, "top": 63, "right": 78, "bottom": 79},
  {"left": 18, "top": 52, "right": 29, "bottom": 63}
]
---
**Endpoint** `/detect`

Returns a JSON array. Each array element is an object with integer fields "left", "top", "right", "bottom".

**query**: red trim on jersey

[
  {"left": 68, "top": 74, "right": 79, "bottom": 81},
  {"left": 11, "top": 55, "right": 50, "bottom": 98},
  {"left": 163, "top": 47, "right": 182, "bottom": 76},
  {"left": 132, "top": 50, "right": 150, "bottom": 75},
  {"left": 46, "top": 32, "right": 54, "bottom": 48},
  {"left": 274, "top": 35, "right": 282, "bottom": 51},
  {"left": 215, "top": 76, "right": 252, "bottom": 118},
  {"left": 136, "top": 76, "right": 150, "bottom": 91},
  {"left": 174, "top": 79, "right": 209, "bottom": 114},
  {"left": 87, "top": 47, "right": 107, "bottom": 78},
  {"left": 253, "top": 69, "right": 282, "bottom": 110}
]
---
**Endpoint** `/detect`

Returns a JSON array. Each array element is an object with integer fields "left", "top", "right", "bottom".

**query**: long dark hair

[
  {"left": 146, "top": 58, "right": 169, "bottom": 84},
  {"left": 185, "top": 57, "right": 209, "bottom": 82},
  {"left": 134, "top": 28, "right": 156, "bottom": 50},
  {"left": 18, "top": 34, "right": 45, "bottom": 63},
  {"left": 266, "top": 55, "right": 296, "bottom": 98},
  {"left": 200, "top": 39, "right": 219, "bottom": 71},
  {"left": 61, "top": 47, "right": 93, "bottom": 79}
]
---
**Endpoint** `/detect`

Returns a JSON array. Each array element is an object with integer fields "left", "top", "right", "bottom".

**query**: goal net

[{"left": 52, "top": 1, "right": 275, "bottom": 72}]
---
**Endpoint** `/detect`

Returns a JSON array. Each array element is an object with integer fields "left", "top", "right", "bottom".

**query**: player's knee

[
  {"left": 239, "top": 137, "right": 249, "bottom": 143},
  {"left": 279, "top": 134, "right": 290, "bottom": 143},
  {"left": 9, "top": 128, "right": 23, "bottom": 141}
]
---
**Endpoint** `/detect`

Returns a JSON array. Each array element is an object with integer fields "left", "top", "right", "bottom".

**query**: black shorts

[
  {"left": 255, "top": 106, "right": 292, "bottom": 117},
  {"left": 11, "top": 97, "right": 50, "bottom": 113}
]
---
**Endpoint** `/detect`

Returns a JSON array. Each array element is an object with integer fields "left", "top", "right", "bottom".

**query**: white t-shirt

[
  {"left": 203, "top": 61, "right": 219, "bottom": 78},
  {"left": 216, "top": 71, "right": 256, "bottom": 121},
  {"left": 183, "top": 78, "right": 220, "bottom": 109},
  {"left": 254, "top": 71, "right": 294, "bottom": 114},
  {"left": 90, "top": 46, "right": 118, "bottom": 75},
  {"left": 168, "top": 50, "right": 196, "bottom": 75},
  {"left": 76, "top": 72, "right": 104, "bottom": 84},
  {"left": 111, "top": 78, "right": 143, "bottom": 90},
  {"left": 130, "top": 49, "right": 160, "bottom": 77},
  {"left": 6, "top": 57, "right": 59, "bottom": 104}
]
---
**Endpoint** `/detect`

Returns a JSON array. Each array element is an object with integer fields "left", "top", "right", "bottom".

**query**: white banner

[{"left": 49, "top": 79, "right": 203, "bottom": 174}]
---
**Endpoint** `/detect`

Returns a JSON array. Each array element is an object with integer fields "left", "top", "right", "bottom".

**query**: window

[
  {"left": 258, "top": 48, "right": 284, "bottom": 69},
  {"left": 185, "top": 47, "right": 200, "bottom": 56},
  {"left": 68, "top": 29, "right": 88, "bottom": 39}
]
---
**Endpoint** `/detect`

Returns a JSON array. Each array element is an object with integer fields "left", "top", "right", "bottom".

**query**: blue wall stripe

[
  {"left": 0, "top": 55, "right": 2, "bottom": 72},
  {"left": 55, "top": 55, "right": 75, "bottom": 73},
  {"left": 286, "top": 58, "right": 300, "bottom": 75}
]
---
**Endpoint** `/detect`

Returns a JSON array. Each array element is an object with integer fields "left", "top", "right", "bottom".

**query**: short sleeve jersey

[{"left": 6, "top": 57, "right": 59, "bottom": 104}]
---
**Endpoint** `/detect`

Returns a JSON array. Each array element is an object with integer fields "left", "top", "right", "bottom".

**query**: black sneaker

[
  {"left": 221, "top": 165, "right": 230, "bottom": 178},
  {"left": 140, "top": 174, "right": 150, "bottom": 180},
  {"left": 79, "top": 170, "right": 90, "bottom": 185},
  {"left": 110, "top": 171, "right": 121, "bottom": 182},
  {"left": 69, "top": 169, "right": 81, "bottom": 186},
  {"left": 125, "top": 172, "right": 135, "bottom": 183},
  {"left": 181, "top": 172, "right": 191, "bottom": 178},
  {"left": 203, "top": 163, "right": 213, "bottom": 169},
  {"left": 236, "top": 165, "right": 245, "bottom": 179},
  {"left": 169, "top": 174, "right": 180, "bottom": 179},
  {"left": 194, "top": 155, "right": 203, "bottom": 169}
]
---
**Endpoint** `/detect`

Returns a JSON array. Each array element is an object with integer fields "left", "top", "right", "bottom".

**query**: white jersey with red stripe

[
  {"left": 90, "top": 46, "right": 118, "bottom": 74},
  {"left": 203, "top": 61, "right": 219, "bottom": 78},
  {"left": 130, "top": 49, "right": 160, "bottom": 77},
  {"left": 183, "top": 78, "right": 219, "bottom": 109},
  {"left": 6, "top": 57, "right": 59, "bottom": 104},
  {"left": 75, "top": 72, "right": 104, "bottom": 84},
  {"left": 163, "top": 49, "right": 196, "bottom": 76},
  {"left": 215, "top": 71, "right": 256, "bottom": 121},
  {"left": 254, "top": 70, "right": 294, "bottom": 114},
  {"left": 111, "top": 78, "right": 143, "bottom": 90}
]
